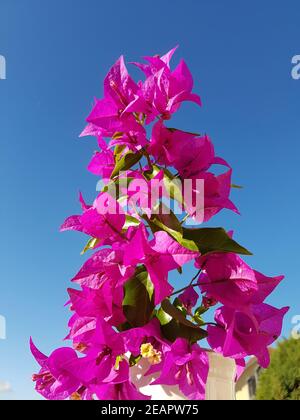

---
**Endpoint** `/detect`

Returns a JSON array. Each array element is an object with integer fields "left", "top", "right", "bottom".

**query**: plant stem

[
  {"left": 170, "top": 281, "right": 202, "bottom": 298},
  {"left": 189, "top": 269, "right": 201, "bottom": 286},
  {"left": 171, "top": 276, "right": 231, "bottom": 298},
  {"left": 180, "top": 213, "right": 190, "bottom": 225},
  {"left": 142, "top": 149, "right": 153, "bottom": 171}
]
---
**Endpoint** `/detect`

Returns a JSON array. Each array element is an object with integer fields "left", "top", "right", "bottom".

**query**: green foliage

[
  {"left": 111, "top": 155, "right": 252, "bottom": 346},
  {"left": 123, "top": 215, "right": 140, "bottom": 229},
  {"left": 111, "top": 151, "right": 143, "bottom": 178},
  {"left": 182, "top": 227, "right": 252, "bottom": 256},
  {"left": 256, "top": 338, "right": 300, "bottom": 400},
  {"left": 192, "top": 306, "right": 209, "bottom": 325},
  {"left": 80, "top": 237, "right": 99, "bottom": 255},
  {"left": 123, "top": 269, "right": 154, "bottom": 327},
  {"left": 157, "top": 299, "right": 207, "bottom": 344}
]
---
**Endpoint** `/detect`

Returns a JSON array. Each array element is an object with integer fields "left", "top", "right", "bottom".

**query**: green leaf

[
  {"left": 161, "top": 319, "right": 207, "bottom": 343},
  {"left": 194, "top": 305, "right": 209, "bottom": 317},
  {"left": 149, "top": 217, "right": 199, "bottom": 252},
  {"left": 116, "top": 321, "right": 132, "bottom": 332},
  {"left": 114, "top": 143, "right": 126, "bottom": 156},
  {"left": 147, "top": 203, "right": 200, "bottom": 251},
  {"left": 152, "top": 204, "right": 183, "bottom": 235},
  {"left": 102, "top": 177, "right": 135, "bottom": 198},
  {"left": 114, "top": 176, "right": 135, "bottom": 189},
  {"left": 173, "top": 297, "right": 187, "bottom": 317},
  {"left": 123, "top": 215, "right": 140, "bottom": 230},
  {"left": 143, "top": 165, "right": 162, "bottom": 181},
  {"left": 149, "top": 215, "right": 251, "bottom": 256},
  {"left": 157, "top": 301, "right": 207, "bottom": 343},
  {"left": 182, "top": 227, "right": 252, "bottom": 256},
  {"left": 157, "top": 307, "right": 172, "bottom": 326},
  {"left": 111, "top": 151, "right": 143, "bottom": 179},
  {"left": 145, "top": 203, "right": 198, "bottom": 251},
  {"left": 149, "top": 203, "right": 188, "bottom": 245},
  {"left": 163, "top": 173, "right": 185, "bottom": 206},
  {"left": 124, "top": 269, "right": 154, "bottom": 303},
  {"left": 142, "top": 165, "right": 185, "bottom": 206},
  {"left": 161, "top": 299, "right": 199, "bottom": 329},
  {"left": 142, "top": 216, "right": 161, "bottom": 235},
  {"left": 192, "top": 306, "right": 208, "bottom": 326},
  {"left": 123, "top": 270, "right": 154, "bottom": 327},
  {"left": 80, "top": 237, "right": 99, "bottom": 255}
]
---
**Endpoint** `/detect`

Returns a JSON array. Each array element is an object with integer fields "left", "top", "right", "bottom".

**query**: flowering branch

[{"left": 30, "top": 47, "right": 288, "bottom": 402}]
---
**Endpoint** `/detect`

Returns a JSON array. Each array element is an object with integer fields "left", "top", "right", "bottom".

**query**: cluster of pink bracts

[{"left": 31, "top": 48, "right": 288, "bottom": 400}]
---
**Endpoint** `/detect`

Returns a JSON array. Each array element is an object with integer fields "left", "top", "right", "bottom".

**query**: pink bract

[
  {"left": 207, "top": 304, "right": 289, "bottom": 368},
  {"left": 153, "top": 338, "right": 209, "bottom": 400}
]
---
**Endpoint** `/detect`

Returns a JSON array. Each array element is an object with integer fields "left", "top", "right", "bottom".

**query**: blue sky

[{"left": 0, "top": 0, "right": 299, "bottom": 399}]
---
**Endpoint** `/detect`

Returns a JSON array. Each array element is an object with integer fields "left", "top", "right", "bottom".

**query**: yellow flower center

[{"left": 140, "top": 343, "right": 162, "bottom": 365}]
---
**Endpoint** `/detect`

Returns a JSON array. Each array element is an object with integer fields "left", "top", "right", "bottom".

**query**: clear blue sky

[{"left": 0, "top": 0, "right": 299, "bottom": 399}]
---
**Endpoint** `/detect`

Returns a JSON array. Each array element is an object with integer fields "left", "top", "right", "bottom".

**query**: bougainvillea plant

[{"left": 31, "top": 47, "right": 289, "bottom": 400}]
